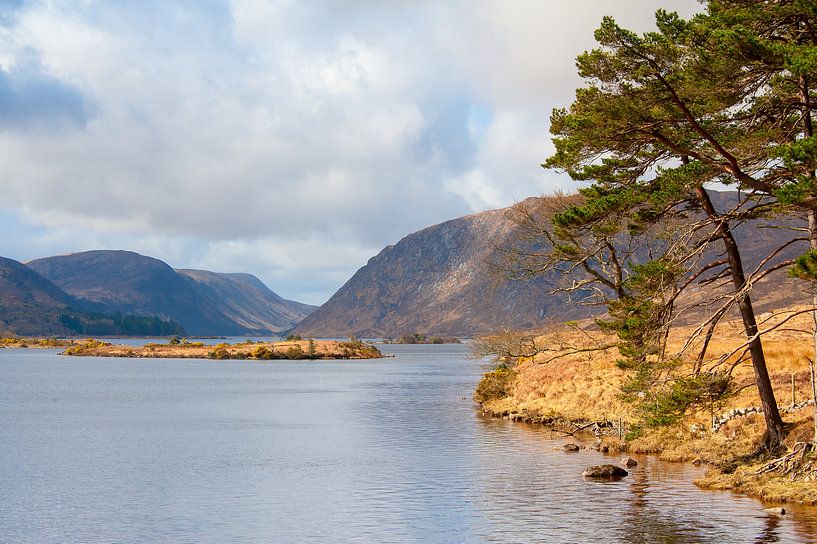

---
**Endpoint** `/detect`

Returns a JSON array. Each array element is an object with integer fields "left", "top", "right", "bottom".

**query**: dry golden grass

[
  {"left": 61, "top": 339, "right": 383, "bottom": 360},
  {"left": 0, "top": 337, "right": 74, "bottom": 348},
  {"left": 697, "top": 468, "right": 817, "bottom": 505},
  {"left": 479, "top": 307, "right": 817, "bottom": 503}
]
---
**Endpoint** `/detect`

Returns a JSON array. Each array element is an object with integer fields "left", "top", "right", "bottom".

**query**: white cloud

[{"left": 0, "top": 0, "right": 702, "bottom": 303}]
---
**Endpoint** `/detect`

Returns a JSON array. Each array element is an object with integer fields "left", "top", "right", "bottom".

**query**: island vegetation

[
  {"left": 0, "top": 337, "right": 75, "bottom": 349},
  {"left": 385, "top": 333, "right": 461, "bottom": 345},
  {"left": 476, "top": 0, "right": 817, "bottom": 504},
  {"left": 61, "top": 337, "right": 383, "bottom": 360}
]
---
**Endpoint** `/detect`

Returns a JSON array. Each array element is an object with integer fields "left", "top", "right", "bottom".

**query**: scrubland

[{"left": 476, "top": 309, "right": 817, "bottom": 504}]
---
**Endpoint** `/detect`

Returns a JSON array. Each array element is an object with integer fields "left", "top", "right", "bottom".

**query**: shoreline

[
  {"left": 473, "top": 316, "right": 817, "bottom": 506},
  {"left": 477, "top": 399, "right": 817, "bottom": 505}
]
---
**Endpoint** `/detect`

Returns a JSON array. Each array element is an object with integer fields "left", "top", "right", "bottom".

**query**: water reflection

[{"left": 0, "top": 344, "right": 815, "bottom": 543}]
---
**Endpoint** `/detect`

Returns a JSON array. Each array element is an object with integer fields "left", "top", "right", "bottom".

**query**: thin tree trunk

[
  {"left": 800, "top": 74, "right": 817, "bottom": 444},
  {"left": 695, "top": 186, "right": 785, "bottom": 451},
  {"left": 810, "top": 211, "right": 817, "bottom": 443}
]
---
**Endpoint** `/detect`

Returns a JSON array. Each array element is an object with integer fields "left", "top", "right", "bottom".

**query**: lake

[{"left": 1, "top": 343, "right": 815, "bottom": 543}]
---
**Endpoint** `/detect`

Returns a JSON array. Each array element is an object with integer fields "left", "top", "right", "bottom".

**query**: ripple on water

[{"left": 0, "top": 344, "right": 815, "bottom": 543}]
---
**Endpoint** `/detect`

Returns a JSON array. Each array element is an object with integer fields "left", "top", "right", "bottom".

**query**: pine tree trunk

[
  {"left": 800, "top": 76, "right": 817, "bottom": 444},
  {"left": 810, "top": 210, "right": 817, "bottom": 444},
  {"left": 695, "top": 187, "right": 785, "bottom": 451}
]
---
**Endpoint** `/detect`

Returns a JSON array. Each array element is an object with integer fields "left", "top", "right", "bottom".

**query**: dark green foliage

[
  {"left": 285, "top": 334, "right": 302, "bottom": 341},
  {"left": 791, "top": 249, "right": 817, "bottom": 281},
  {"left": 632, "top": 371, "right": 733, "bottom": 428},
  {"left": 58, "top": 310, "right": 185, "bottom": 336},
  {"left": 394, "top": 333, "right": 460, "bottom": 344}
]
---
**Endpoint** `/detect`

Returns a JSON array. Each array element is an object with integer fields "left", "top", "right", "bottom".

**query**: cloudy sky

[{"left": 0, "top": 0, "right": 700, "bottom": 304}]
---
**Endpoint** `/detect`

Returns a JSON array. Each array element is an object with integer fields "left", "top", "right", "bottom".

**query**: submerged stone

[
  {"left": 582, "top": 464, "right": 628, "bottom": 479},
  {"left": 621, "top": 456, "right": 638, "bottom": 468}
]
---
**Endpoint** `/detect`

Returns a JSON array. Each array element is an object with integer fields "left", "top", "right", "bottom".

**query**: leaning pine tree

[
  {"left": 544, "top": 10, "right": 789, "bottom": 452},
  {"left": 698, "top": 0, "right": 817, "bottom": 450}
]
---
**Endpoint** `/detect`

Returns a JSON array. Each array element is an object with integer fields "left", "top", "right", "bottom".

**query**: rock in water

[
  {"left": 763, "top": 507, "right": 786, "bottom": 515},
  {"left": 582, "top": 465, "right": 628, "bottom": 479},
  {"left": 563, "top": 443, "right": 581, "bottom": 452},
  {"left": 621, "top": 456, "right": 638, "bottom": 468}
]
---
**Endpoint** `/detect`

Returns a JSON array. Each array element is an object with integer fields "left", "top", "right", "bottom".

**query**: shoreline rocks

[{"left": 583, "top": 465, "right": 628, "bottom": 479}]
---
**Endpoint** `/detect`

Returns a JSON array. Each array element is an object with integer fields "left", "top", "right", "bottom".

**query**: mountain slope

[
  {"left": 294, "top": 193, "right": 809, "bottom": 338},
  {"left": 0, "top": 256, "right": 76, "bottom": 335},
  {"left": 0, "top": 256, "right": 184, "bottom": 337},
  {"left": 294, "top": 204, "right": 589, "bottom": 338},
  {"left": 176, "top": 269, "right": 315, "bottom": 333},
  {"left": 27, "top": 250, "right": 314, "bottom": 335},
  {"left": 28, "top": 250, "right": 239, "bottom": 335}
]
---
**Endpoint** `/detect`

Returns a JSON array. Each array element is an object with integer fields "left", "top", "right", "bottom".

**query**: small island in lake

[
  {"left": 384, "top": 333, "right": 461, "bottom": 345},
  {"left": 61, "top": 338, "right": 383, "bottom": 360}
]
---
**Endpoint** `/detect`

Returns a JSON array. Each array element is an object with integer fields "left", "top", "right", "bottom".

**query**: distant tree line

[{"left": 59, "top": 310, "right": 185, "bottom": 336}]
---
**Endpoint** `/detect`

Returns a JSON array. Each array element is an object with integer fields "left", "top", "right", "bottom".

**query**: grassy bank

[
  {"left": 62, "top": 338, "right": 383, "bottom": 360},
  {"left": 475, "top": 311, "right": 817, "bottom": 504}
]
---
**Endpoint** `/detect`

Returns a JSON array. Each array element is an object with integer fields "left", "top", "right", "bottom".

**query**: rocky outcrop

[
  {"left": 295, "top": 200, "right": 588, "bottom": 338},
  {"left": 582, "top": 465, "right": 629, "bottom": 479},
  {"left": 295, "top": 192, "right": 809, "bottom": 338}
]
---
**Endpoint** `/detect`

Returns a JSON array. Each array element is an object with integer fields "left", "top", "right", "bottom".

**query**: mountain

[
  {"left": 0, "top": 256, "right": 76, "bottom": 335},
  {"left": 27, "top": 250, "right": 315, "bottom": 335},
  {"left": 294, "top": 203, "right": 590, "bottom": 338},
  {"left": 0, "top": 256, "right": 183, "bottom": 337},
  {"left": 294, "top": 192, "right": 809, "bottom": 338},
  {"left": 175, "top": 269, "right": 316, "bottom": 334}
]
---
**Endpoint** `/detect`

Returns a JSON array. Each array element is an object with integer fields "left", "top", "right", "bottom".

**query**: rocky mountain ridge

[{"left": 295, "top": 192, "right": 808, "bottom": 338}]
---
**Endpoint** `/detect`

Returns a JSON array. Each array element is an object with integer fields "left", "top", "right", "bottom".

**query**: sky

[{"left": 0, "top": 0, "right": 701, "bottom": 305}]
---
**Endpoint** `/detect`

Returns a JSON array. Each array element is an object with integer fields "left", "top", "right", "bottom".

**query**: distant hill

[
  {"left": 294, "top": 192, "right": 809, "bottom": 338},
  {"left": 0, "top": 256, "right": 76, "bottom": 335},
  {"left": 294, "top": 203, "right": 588, "bottom": 338},
  {"left": 176, "top": 269, "right": 316, "bottom": 333},
  {"left": 27, "top": 250, "right": 315, "bottom": 335},
  {"left": 0, "top": 256, "right": 183, "bottom": 337}
]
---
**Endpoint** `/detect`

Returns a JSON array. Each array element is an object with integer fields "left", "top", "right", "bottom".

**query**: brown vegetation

[
  {"left": 474, "top": 309, "right": 817, "bottom": 503},
  {"left": 0, "top": 337, "right": 76, "bottom": 349},
  {"left": 61, "top": 338, "right": 383, "bottom": 360}
]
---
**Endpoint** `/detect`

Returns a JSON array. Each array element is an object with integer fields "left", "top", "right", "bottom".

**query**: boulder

[
  {"left": 621, "top": 456, "right": 638, "bottom": 468},
  {"left": 563, "top": 443, "right": 581, "bottom": 452},
  {"left": 582, "top": 464, "right": 628, "bottom": 479},
  {"left": 763, "top": 507, "right": 786, "bottom": 515}
]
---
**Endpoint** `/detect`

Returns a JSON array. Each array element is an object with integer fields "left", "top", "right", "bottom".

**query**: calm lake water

[{"left": 1, "top": 344, "right": 816, "bottom": 543}]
